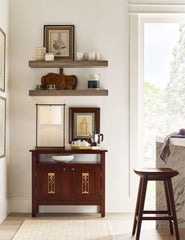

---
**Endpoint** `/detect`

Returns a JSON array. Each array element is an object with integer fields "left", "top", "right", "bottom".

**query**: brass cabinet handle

[{"left": 48, "top": 173, "right": 55, "bottom": 194}]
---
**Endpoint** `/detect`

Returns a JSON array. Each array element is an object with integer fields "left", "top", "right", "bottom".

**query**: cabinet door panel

[
  {"left": 70, "top": 165, "right": 101, "bottom": 201},
  {"left": 37, "top": 166, "right": 69, "bottom": 201}
]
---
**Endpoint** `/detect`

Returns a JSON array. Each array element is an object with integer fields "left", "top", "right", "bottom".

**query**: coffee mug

[
  {"left": 88, "top": 52, "right": 96, "bottom": 61},
  {"left": 95, "top": 52, "right": 102, "bottom": 61},
  {"left": 76, "top": 52, "right": 84, "bottom": 60}
]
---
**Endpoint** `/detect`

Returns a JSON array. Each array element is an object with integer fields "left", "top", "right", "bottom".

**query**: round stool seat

[{"left": 134, "top": 168, "right": 179, "bottom": 178}]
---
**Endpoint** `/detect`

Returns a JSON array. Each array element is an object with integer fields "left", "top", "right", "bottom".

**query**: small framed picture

[
  {"left": 44, "top": 25, "right": 74, "bottom": 60},
  {"left": 0, "top": 28, "right": 5, "bottom": 92},
  {"left": 0, "top": 97, "right": 6, "bottom": 158},
  {"left": 69, "top": 107, "right": 100, "bottom": 143}
]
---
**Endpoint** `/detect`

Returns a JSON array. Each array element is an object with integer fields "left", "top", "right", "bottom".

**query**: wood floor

[{"left": 0, "top": 213, "right": 185, "bottom": 240}]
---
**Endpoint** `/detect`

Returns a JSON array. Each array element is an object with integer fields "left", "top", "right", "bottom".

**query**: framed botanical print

[
  {"left": 0, "top": 28, "right": 5, "bottom": 92},
  {"left": 69, "top": 107, "right": 100, "bottom": 143},
  {"left": 0, "top": 97, "right": 6, "bottom": 157},
  {"left": 44, "top": 25, "right": 74, "bottom": 60}
]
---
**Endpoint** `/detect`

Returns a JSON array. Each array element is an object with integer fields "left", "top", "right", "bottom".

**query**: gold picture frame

[
  {"left": 44, "top": 25, "right": 74, "bottom": 60},
  {"left": 0, "top": 28, "right": 5, "bottom": 92},
  {"left": 0, "top": 97, "right": 6, "bottom": 158}
]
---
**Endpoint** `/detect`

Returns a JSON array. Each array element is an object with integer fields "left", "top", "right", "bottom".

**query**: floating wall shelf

[
  {"left": 29, "top": 89, "right": 109, "bottom": 96},
  {"left": 28, "top": 60, "right": 108, "bottom": 68}
]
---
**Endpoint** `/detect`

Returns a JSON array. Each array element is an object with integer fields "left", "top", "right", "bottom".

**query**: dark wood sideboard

[{"left": 30, "top": 148, "right": 107, "bottom": 217}]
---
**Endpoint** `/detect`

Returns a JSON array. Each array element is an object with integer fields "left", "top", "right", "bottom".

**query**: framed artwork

[
  {"left": 69, "top": 107, "right": 100, "bottom": 143},
  {"left": 0, "top": 28, "right": 5, "bottom": 92},
  {"left": 0, "top": 97, "right": 6, "bottom": 157},
  {"left": 44, "top": 25, "right": 74, "bottom": 60}
]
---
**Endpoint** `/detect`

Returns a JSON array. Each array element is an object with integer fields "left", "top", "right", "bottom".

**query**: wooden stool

[{"left": 132, "top": 168, "right": 180, "bottom": 240}]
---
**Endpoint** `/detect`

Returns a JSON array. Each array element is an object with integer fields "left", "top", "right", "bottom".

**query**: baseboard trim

[
  {"left": 10, "top": 197, "right": 99, "bottom": 213},
  {"left": 0, "top": 198, "right": 9, "bottom": 224}
]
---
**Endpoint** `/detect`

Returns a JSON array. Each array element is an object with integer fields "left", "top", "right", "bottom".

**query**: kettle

[{"left": 91, "top": 131, "right": 104, "bottom": 146}]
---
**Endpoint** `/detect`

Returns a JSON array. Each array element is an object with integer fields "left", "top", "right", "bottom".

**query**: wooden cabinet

[{"left": 30, "top": 148, "right": 107, "bottom": 217}]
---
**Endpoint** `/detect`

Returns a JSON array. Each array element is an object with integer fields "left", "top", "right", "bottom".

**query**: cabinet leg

[
  {"left": 101, "top": 212, "right": 105, "bottom": 217},
  {"left": 32, "top": 212, "right": 36, "bottom": 217},
  {"left": 36, "top": 205, "right": 38, "bottom": 214},
  {"left": 32, "top": 204, "right": 37, "bottom": 217},
  {"left": 100, "top": 204, "right": 105, "bottom": 217}
]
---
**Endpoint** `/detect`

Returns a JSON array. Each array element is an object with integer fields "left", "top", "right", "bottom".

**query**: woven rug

[{"left": 12, "top": 219, "right": 114, "bottom": 240}]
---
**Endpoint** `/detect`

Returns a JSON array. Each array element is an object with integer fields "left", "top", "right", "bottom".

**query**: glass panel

[
  {"left": 36, "top": 104, "right": 65, "bottom": 147},
  {"left": 144, "top": 23, "right": 181, "bottom": 167},
  {"left": 144, "top": 23, "right": 184, "bottom": 210}
]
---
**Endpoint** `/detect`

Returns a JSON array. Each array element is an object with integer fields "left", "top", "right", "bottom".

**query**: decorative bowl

[{"left": 51, "top": 155, "right": 74, "bottom": 162}]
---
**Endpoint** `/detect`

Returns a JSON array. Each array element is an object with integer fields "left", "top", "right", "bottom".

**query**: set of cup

[
  {"left": 72, "top": 140, "right": 90, "bottom": 147},
  {"left": 35, "top": 84, "right": 56, "bottom": 90},
  {"left": 76, "top": 52, "right": 102, "bottom": 61}
]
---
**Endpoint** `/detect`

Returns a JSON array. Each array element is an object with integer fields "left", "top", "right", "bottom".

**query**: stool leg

[
  {"left": 167, "top": 179, "right": 180, "bottom": 240},
  {"left": 135, "top": 177, "right": 148, "bottom": 240},
  {"left": 164, "top": 181, "right": 173, "bottom": 235},
  {"left": 132, "top": 177, "right": 142, "bottom": 235}
]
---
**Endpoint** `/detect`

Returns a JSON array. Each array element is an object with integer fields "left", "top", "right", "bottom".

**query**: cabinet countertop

[{"left": 30, "top": 147, "right": 108, "bottom": 154}]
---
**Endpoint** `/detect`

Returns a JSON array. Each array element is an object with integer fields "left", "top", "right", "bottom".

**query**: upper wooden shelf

[{"left": 28, "top": 60, "right": 108, "bottom": 68}]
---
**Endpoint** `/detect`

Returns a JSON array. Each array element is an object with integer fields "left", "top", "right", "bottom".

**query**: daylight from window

[
  {"left": 143, "top": 23, "right": 184, "bottom": 210},
  {"left": 144, "top": 23, "right": 184, "bottom": 167}
]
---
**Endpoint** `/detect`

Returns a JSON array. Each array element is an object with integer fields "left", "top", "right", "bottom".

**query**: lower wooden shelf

[{"left": 29, "top": 89, "right": 108, "bottom": 96}]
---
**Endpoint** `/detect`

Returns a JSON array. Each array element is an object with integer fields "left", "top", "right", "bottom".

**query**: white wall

[
  {"left": 0, "top": 0, "right": 9, "bottom": 223},
  {"left": 9, "top": 0, "right": 130, "bottom": 213}
]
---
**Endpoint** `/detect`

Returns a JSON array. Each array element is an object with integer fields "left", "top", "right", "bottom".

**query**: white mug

[
  {"left": 88, "top": 52, "right": 96, "bottom": 61},
  {"left": 95, "top": 52, "right": 102, "bottom": 61},
  {"left": 76, "top": 52, "right": 84, "bottom": 60}
]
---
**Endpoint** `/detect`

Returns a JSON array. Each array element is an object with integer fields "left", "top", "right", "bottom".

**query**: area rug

[{"left": 12, "top": 219, "right": 114, "bottom": 240}]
